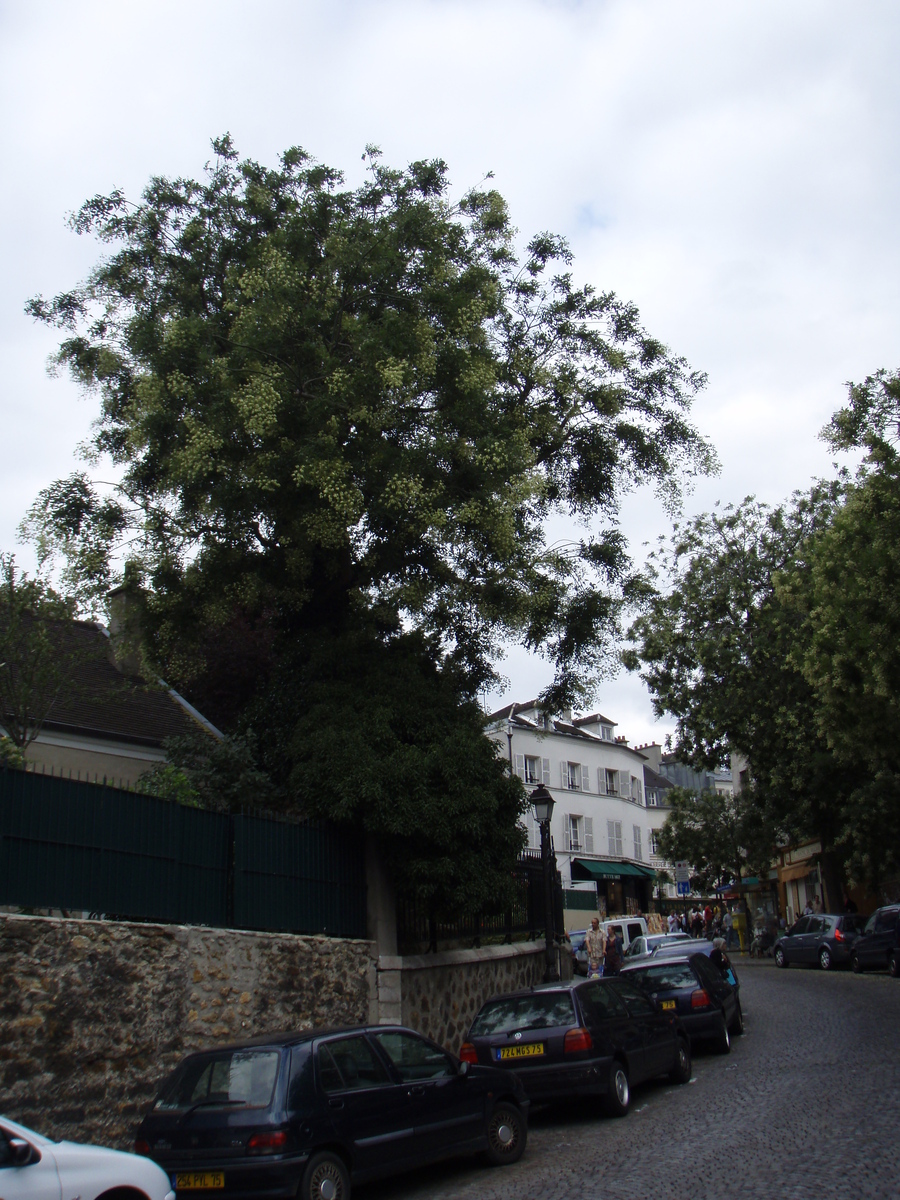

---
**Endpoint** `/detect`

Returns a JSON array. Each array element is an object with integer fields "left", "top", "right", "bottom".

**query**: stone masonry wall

[
  {"left": 379, "top": 941, "right": 546, "bottom": 1052},
  {"left": 0, "top": 914, "right": 375, "bottom": 1150}
]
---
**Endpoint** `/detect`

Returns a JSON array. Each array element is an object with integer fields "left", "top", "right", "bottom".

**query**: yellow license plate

[
  {"left": 660, "top": 1000, "right": 676, "bottom": 1011},
  {"left": 175, "top": 1172, "right": 225, "bottom": 1191},
  {"left": 498, "top": 1043, "right": 545, "bottom": 1059}
]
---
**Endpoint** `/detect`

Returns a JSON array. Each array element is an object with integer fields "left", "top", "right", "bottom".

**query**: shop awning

[
  {"left": 571, "top": 859, "right": 656, "bottom": 882},
  {"left": 780, "top": 862, "right": 816, "bottom": 883}
]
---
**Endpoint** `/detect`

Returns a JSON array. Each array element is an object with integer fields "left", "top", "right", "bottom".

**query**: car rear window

[
  {"left": 154, "top": 1050, "right": 282, "bottom": 1111},
  {"left": 470, "top": 992, "right": 577, "bottom": 1036},
  {"left": 625, "top": 963, "right": 697, "bottom": 991},
  {"left": 840, "top": 915, "right": 866, "bottom": 934}
]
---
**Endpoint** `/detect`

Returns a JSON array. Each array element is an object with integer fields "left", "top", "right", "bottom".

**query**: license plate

[
  {"left": 660, "top": 1000, "right": 676, "bottom": 1011},
  {"left": 497, "top": 1043, "right": 545, "bottom": 1059},
  {"left": 175, "top": 1172, "right": 225, "bottom": 1191}
]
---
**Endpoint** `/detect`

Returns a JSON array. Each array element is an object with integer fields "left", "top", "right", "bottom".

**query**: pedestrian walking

[
  {"left": 585, "top": 916, "right": 605, "bottom": 978},
  {"left": 604, "top": 925, "right": 623, "bottom": 976},
  {"left": 723, "top": 908, "right": 734, "bottom": 949}
]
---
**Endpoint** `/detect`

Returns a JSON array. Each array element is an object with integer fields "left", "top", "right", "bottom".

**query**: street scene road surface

[{"left": 360, "top": 961, "right": 900, "bottom": 1200}]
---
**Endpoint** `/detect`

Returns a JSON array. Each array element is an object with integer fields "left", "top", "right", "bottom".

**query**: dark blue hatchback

[{"left": 135, "top": 1025, "right": 528, "bottom": 1200}]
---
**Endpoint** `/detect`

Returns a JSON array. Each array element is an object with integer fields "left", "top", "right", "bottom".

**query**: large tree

[
  {"left": 781, "top": 368, "right": 900, "bottom": 887},
  {"left": 24, "top": 138, "right": 715, "bottom": 909},
  {"left": 623, "top": 489, "right": 855, "bottom": 909}
]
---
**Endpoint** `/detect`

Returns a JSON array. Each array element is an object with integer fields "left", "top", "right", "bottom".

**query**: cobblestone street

[{"left": 359, "top": 960, "right": 900, "bottom": 1200}]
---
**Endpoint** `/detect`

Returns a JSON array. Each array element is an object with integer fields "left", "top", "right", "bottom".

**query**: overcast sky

[{"left": 2, "top": 0, "right": 898, "bottom": 744}]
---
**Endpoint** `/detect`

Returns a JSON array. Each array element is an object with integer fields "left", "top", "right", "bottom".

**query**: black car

[
  {"left": 850, "top": 905, "right": 900, "bottom": 975},
  {"left": 619, "top": 952, "right": 742, "bottom": 1053},
  {"left": 773, "top": 913, "right": 866, "bottom": 970},
  {"left": 460, "top": 978, "right": 691, "bottom": 1118},
  {"left": 135, "top": 1024, "right": 528, "bottom": 1200}
]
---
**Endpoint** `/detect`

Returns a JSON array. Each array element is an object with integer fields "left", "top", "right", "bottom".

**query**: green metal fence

[{"left": 0, "top": 766, "right": 367, "bottom": 938}]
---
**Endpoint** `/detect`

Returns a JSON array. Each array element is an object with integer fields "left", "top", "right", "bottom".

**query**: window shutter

[
  {"left": 636, "top": 778, "right": 643, "bottom": 805},
  {"left": 607, "top": 819, "right": 616, "bottom": 855},
  {"left": 514, "top": 753, "right": 526, "bottom": 782},
  {"left": 581, "top": 764, "right": 590, "bottom": 792},
  {"left": 563, "top": 815, "right": 571, "bottom": 851},
  {"left": 597, "top": 767, "right": 606, "bottom": 795},
  {"left": 584, "top": 816, "right": 594, "bottom": 854},
  {"left": 561, "top": 761, "right": 569, "bottom": 789},
  {"left": 541, "top": 757, "right": 551, "bottom": 785},
  {"left": 526, "top": 810, "right": 538, "bottom": 849}
]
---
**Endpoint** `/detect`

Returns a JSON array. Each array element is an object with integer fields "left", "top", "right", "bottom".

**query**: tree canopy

[
  {"left": 626, "top": 367, "right": 900, "bottom": 900},
  {"left": 25, "top": 136, "right": 715, "bottom": 707}
]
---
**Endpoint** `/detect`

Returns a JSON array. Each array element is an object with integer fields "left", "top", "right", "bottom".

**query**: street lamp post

[{"left": 530, "top": 784, "right": 560, "bottom": 982}]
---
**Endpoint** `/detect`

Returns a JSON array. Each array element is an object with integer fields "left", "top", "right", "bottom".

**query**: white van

[{"left": 599, "top": 916, "right": 648, "bottom": 952}]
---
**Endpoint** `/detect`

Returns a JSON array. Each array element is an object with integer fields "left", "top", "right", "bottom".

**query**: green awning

[{"left": 571, "top": 859, "right": 655, "bottom": 882}]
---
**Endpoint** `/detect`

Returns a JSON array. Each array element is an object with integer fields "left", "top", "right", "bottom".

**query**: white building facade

[{"left": 487, "top": 702, "right": 659, "bottom": 924}]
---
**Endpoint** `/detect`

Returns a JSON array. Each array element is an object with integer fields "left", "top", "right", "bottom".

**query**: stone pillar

[{"left": 365, "top": 836, "right": 397, "bottom": 957}]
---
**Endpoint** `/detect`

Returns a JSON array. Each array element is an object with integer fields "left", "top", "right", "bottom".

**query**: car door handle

[
  {"left": 408, "top": 1085, "right": 425, "bottom": 1096},
  {"left": 328, "top": 1098, "right": 344, "bottom": 1109}
]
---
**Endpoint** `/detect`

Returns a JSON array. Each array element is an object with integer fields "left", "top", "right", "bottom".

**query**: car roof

[
  {"left": 176, "top": 1024, "right": 422, "bottom": 1057},
  {"left": 621, "top": 952, "right": 701, "bottom": 972}
]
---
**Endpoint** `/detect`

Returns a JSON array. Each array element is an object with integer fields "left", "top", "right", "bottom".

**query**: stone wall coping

[
  {"left": 379, "top": 940, "right": 545, "bottom": 972},
  {"left": 0, "top": 911, "right": 376, "bottom": 953}
]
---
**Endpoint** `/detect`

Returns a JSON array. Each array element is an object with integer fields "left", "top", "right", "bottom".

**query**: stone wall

[
  {"left": 0, "top": 914, "right": 375, "bottom": 1150},
  {"left": 377, "top": 941, "right": 546, "bottom": 1052}
]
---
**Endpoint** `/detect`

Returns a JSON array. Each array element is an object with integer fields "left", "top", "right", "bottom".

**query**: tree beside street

[{"left": 22, "top": 138, "right": 716, "bottom": 912}]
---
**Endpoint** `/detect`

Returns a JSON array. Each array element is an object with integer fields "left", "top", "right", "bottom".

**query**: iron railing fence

[
  {"left": 396, "top": 848, "right": 564, "bottom": 954},
  {"left": 0, "top": 765, "right": 367, "bottom": 938}
]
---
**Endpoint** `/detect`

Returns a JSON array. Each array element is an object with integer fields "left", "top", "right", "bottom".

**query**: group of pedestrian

[
  {"left": 667, "top": 904, "right": 728, "bottom": 940},
  {"left": 584, "top": 916, "right": 624, "bottom": 978}
]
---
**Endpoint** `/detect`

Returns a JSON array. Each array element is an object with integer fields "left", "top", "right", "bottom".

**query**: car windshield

[
  {"left": 154, "top": 1050, "right": 282, "bottom": 1111},
  {"left": 470, "top": 992, "right": 577, "bottom": 1036},
  {"left": 625, "top": 963, "right": 697, "bottom": 991}
]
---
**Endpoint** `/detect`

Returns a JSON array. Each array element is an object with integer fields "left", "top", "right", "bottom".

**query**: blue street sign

[{"left": 676, "top": 881, "right": 691, "bottom": 896}]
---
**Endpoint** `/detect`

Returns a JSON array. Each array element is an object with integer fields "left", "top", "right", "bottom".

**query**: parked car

[
  {"left": 773, "top": 913, "right": 866, "bottom": 970},
  {"left": 0, "top": 1114, "right": 174, "bottom": 1200},
  {"left": 619, "top": 952, "right": 742, "bottom": 1054},
  {"left": 623, "top": 933, "right": 692, "bottom": 962},
  {"left": 651, "top": 938, "right": 717, "bottom": 959},
  {"left": 459, "top": 978, "right": 692, "bottom": 1118},
  {"left": 570, "top": 929, "right": 589, "bottom": 975},
  {"left": 135, "top": 1025, "right": 527, "bottom": 1200},
  {"left": 849, "top": 905, "right": 900, "bottom": 975}
]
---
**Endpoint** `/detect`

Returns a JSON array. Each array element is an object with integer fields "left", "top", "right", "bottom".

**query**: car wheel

[
  {"left": 851, "top": 953, "right": 863, "bottom": 974},
  {"left": 715, "top": 1016, "right": 731, "bottom": 1055},
  {"left": 300, "top": 1151, "right": 350, "bottom": 1200},
  {"left": 774, "top": 946, "right": 787, "bottom": 968},
  {"left": 604, "top": 1061, "right": 630, "bottom": 1117},
  {"left": 729, "top": 1000, "right": 744, "bottom": 1036},
  {"left": 819, "top": 946, "right": 833, "bottom": 971},
  {"left": 484, "top": 1101, "right": 526, "bottom": 1165},
  {"left": 669, "top": 1037, "right": 692, "bottom": 1084},
  {"left": 889, "top": 953, "right": 900, "bottom": 979}
]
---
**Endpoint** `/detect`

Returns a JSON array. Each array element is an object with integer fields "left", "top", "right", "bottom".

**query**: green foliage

[
  {"left": 656, "top": 786, "right": 774, "bottom": 894},
  {"left": 136, "top": 729, "right": 276, "bottom": 812},
  {"left": 0, "top": 737, "right": 25, "bottom": 768},
  {"left": 0, "top": 555, "right": 80, "bottom": 749},
  {"left": 247, "top": 627, "right": 527, "bottom": 915},
  {"left": 24, "top": 136, "right": 714, "bottom": 706}
]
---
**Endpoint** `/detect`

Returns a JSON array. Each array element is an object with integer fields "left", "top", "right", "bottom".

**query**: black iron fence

[
  {"left": 396, "top": 848, "right": 564, "bottom": 954},
  {"left": 0, "top": 766, "right": 367, "bottom": 938}
]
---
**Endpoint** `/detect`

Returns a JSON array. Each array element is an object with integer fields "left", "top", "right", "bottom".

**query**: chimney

[
  {"left": 107, "top": 582, "right": 145, "bottom": 677},
  {"left": 639, "top": 742, "right": 663, "bottom": 771}
]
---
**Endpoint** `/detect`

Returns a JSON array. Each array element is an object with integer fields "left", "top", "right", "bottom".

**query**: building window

[
  {"left": 646, "top": 789, "right": 658, "bottom": 807},
  {"left": 633, "top": 825, "right": 643, "bottom": 861},
  {"left": 562, "top": 761, "right": 590, "bottom": 791},
  {"left": 607, "top": 819, "right": 623, "bottom": 857},
  {"left": 600, "top": 724, "right": 614, "bottom": 741},
  {"left": 565, "top": 814, "right": 593, "bottom": 853},
  {"left": 649, "top": 831, "right": 660, "bottom": 856},
  {"left": 600, "top": 768, "right": 625, "bottom": 796},
  {"left": 514, "top": 754, "right": 549, "bottom": 786}
]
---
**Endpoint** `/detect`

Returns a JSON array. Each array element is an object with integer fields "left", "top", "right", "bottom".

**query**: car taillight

[
  {"left": 247, "top": 1131, "right": 288, "bottom": 1155},
  {"left": 564, "top": 1027, "right": 593, "bottom": 1053},
  {"left": 834, "top": 928, "right": 844, "bottom": 941},
  {"left": 459, "top": 1042, "right": 478, "bottom": 1064},
  {"left": 691, "top": 989, "right": 711, "bottom": 1008},
  {"left": 134, "top": 1138, "right": 151, "bottom": 1157}
]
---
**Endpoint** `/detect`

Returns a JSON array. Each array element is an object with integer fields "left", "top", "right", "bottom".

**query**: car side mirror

[
  {"left": 458, "top": 1060, "right": 469, "bottom": 1077},
  {"left": 9, "top": 1138, "right": 34, "bottom": 1166}
]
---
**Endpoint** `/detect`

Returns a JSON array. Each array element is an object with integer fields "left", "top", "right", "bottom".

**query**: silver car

[{"left": 622, "top": 933, "right": 693, "bottom": 963}]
